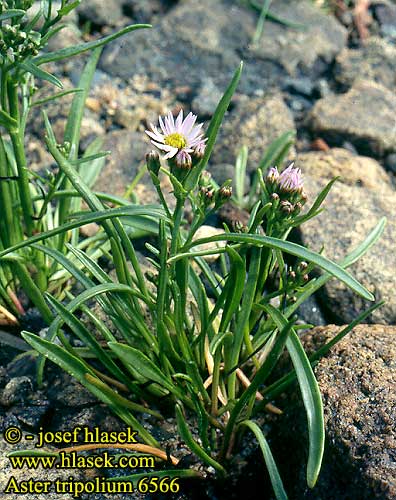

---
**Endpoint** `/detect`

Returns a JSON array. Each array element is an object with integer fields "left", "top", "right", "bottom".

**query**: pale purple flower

[
  {"left": 278, "top": 163, "right": 303, "bottom": 193},
  {"left": 145, "top": 110, "right": 207, "bottom": 161}
]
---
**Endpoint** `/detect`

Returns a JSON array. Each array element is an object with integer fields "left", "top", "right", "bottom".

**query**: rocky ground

[{"left": 1, "top": 0, "right": 396, "bottom": 499}]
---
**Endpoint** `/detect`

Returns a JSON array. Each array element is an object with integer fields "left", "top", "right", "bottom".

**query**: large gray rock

[
  {"left": 299, "top": 324, "right": 396, "bottom": 500},
  {"left": 309, "top": 80, "right": 396, "bottom": 157},
  {"left": 335, "top": 37, "right": 396, "bottom": 90},
  {"left": 77, "top": 0, "right": 125, "bottom": 27},
  {"left": 211, "top": 93, "right": 296, "bottom": 172},
  {"left": 100, "top": 0, "right": 347, "bottom": 95},
  {"left": 94, "top": 130, "right": 143, "bottom": 197},
  {"left": 296, "top": 148, "right": 395, "bottom": 324}
]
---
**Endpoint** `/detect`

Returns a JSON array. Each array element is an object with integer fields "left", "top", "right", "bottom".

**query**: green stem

[{"left": 7, "top": 80, "right": 34, "bottom": 236}]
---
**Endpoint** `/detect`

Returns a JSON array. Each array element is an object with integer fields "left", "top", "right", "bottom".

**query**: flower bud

[
  {"left": 176, "top": 150, "right": 192, "bottom": 170},
  {"left": 266, "top": 167, "right": 280, "bottom": 184},
  {"left": 233, "top": 221, "right": 249, "bottom": 233},
  {"left": 199, "top": 170, "right": 212, "bottom": 187},
  {"left": 146, "top": 150, "right": 161, "bottom": 176},
  {"left": 218, "top": 184, "right": 232, "bottom": 200},
  {"left": 280, "top": 200, "right": 293, "bottom": 214},
  {"left": 193, "top": 141, "right": 206, "bottom": 159}
]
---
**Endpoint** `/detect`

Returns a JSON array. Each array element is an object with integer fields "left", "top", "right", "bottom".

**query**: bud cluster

[
  {"left": 266, "top": 163, "right": 307, "bottom": 218},
  {"left": 287, "top": 261, "right": 309, "bottom": 289},
  {"left": 0, "top": 23, "right": 41, "bottom": 66},
  {"left": 198, "top": 173, "right": 232, "bottom": 209}
]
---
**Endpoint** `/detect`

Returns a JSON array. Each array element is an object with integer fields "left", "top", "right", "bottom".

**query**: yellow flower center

[{"left": 164, "top": 133, "right": 186, "bottom": 150}]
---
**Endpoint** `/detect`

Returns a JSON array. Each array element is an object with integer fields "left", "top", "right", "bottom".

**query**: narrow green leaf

[
  {"left": 57, "top": 0, "right": 80, "bottom": 16},
  {"left": 184, "top": 62, "right": 243, "bottom": 191},
  {"left": 266, "top": 308, "right": 324, "bottom": 488},
  {"left": 110, "top": 469, "right": 202, "bottom": 483},
  {"left": 21, "top": 331, "right": 97, "bottom": 382},
  {"left": 0, "top": 9, "right": 25, "bottom": 21},
  {"left": 240, "top": 421, "right": 288, "bottom": 500},
  {"left": 175, "top": 404, "right": 226, "bottom": 476},
  {"left": 108, "top": 342, "right": 181, "bottom": 397},
  {"left": 0, "top": 204, "right": 166, "bottom": 259},
  {"left": 292, "top": 177, "right": 339, "bottom": 227},
  {"left": 179, "top": 233, "right": 375, "bottom": 301},
  {"left": 45, "top": 294, "right": 127, "bottom": 383},
  {"left": 21, "top": 332, "right": 158, "bottom": 446},
  {"left": 258, "top": 130, "right": 295, "bottom": 172},
  {"left": 252, "top": 0, "right": 272, "bottom": 44},
  {"left": 34, "top": 24, "right": 151, "bottom": 65},
  {"left": 234, "top": 145, "right": 248, "bottom": 205},
  {"left": 84, "top": 374, "right": 162, "bottom": 419},
  {"left": 31, "top": 88, "right": 84, "bottom": 107},
  {"left": 0, "top": 110, "right": 18, "bottom": 130},
  {"left": 20, "top": 61, "right": 63, "bottom": 88}
]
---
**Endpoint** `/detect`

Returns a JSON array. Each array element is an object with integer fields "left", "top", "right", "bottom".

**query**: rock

[
  {"left": 385, "top": 153, "right": 396, "bottom": 174},
  {"left": 372, "top": 0, "right": 396, "bottom": 38},
  {"left": 11, "top": 405, "right": 49, "bottom": 430},
  {"left": 296, "top": 295, "right": 327, "bottom": 326},
  {"left": 47, "top": 373, "right": 98, "bottom": 407},
  {"left": 247, "top": 0, "right": 347, "bottom": 79},
  {"left": 192, "top": 226, "right": 226, "bottom": 263},
  {"left": 0, "top": 377, "right": 33, "bottom": 407},
  {"left": 211, "top": 93, "right": 296, "bottom": 173},
  {"left": 122, "top": 0, "right": 164, "bottom": 23},
  {"left": 77, "top": 0, "right": 125, "bottom": 27},
  {"left": 206, "top": 163, "right": 245, "bottom": 190},
  {"left": 93, "top": 130, "right": 143, "bottom": 197},
  {"left": 309, "top": 80, "right": 396, "bottom": 157},
  {"left": 297, "top": 148, "right": 391, "bottom": 190},
  {"left": 192, "top": 78, "right": 223, "bottom": 117},
  {"left": 334, "top": 37, "right": 396, "bottom": 90},
  {"left": 298, "top": 324, "right": 396, "bottom": 500},
  {"left": 46, "top": 24, "right": 82, "bottom": 53},
  {"left": 27, "top": 1, "right": 78, "bottom": 28},
  {"left": 100, "top": 0, "right": 347, "bottom": 96},
  {"left": 296, "top": 148, "right": 395, "bottom": 324}
]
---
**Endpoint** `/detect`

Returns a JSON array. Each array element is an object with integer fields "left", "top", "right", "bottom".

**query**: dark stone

[
  {"left": 385, "top": 153, "right": 396, "bottom": 173},
  {"left": 12, "top": 404, "right": 50, "bottom": 430},
  {"left": 77, "top": 0, "right": 124, "bottom": 27},
  {"left": 296, "top": 295, "right": 327, "bottom": 326},
  {"left": 0, "top": 377, "right": 33, "bottom": 407},
  {"left": 283, "top": 77, "right": 315, "bottom": 97},
  {"left": 372, "top": 1, "right": 396, "bottom": 36},
  {"left": 7, "top": 353, "right": 37, "bottom": 379},
  {"left": 100, "top": 0, "right": 347, "bottom": 96},
  {"left": 47, "top": 373, "right": 98, "bottom": 407}
]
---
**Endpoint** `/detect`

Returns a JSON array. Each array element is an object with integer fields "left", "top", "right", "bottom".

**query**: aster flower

[
  {"left": 278, "top": 163, "right": 303, "bottom": 193},
  {"left": 145, "top": 110, "right": 207, "bottom": 166}
]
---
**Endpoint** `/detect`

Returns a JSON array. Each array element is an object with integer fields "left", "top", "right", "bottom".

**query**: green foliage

[
  {"left": 0, "top": 5, "right": 385, "bottom": 498},
  {"left": 5, "top": 62, "right": 383, "bottom": 499},
  {"left": 0, "top": 0, "right": 150, "bottom": 321}
]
